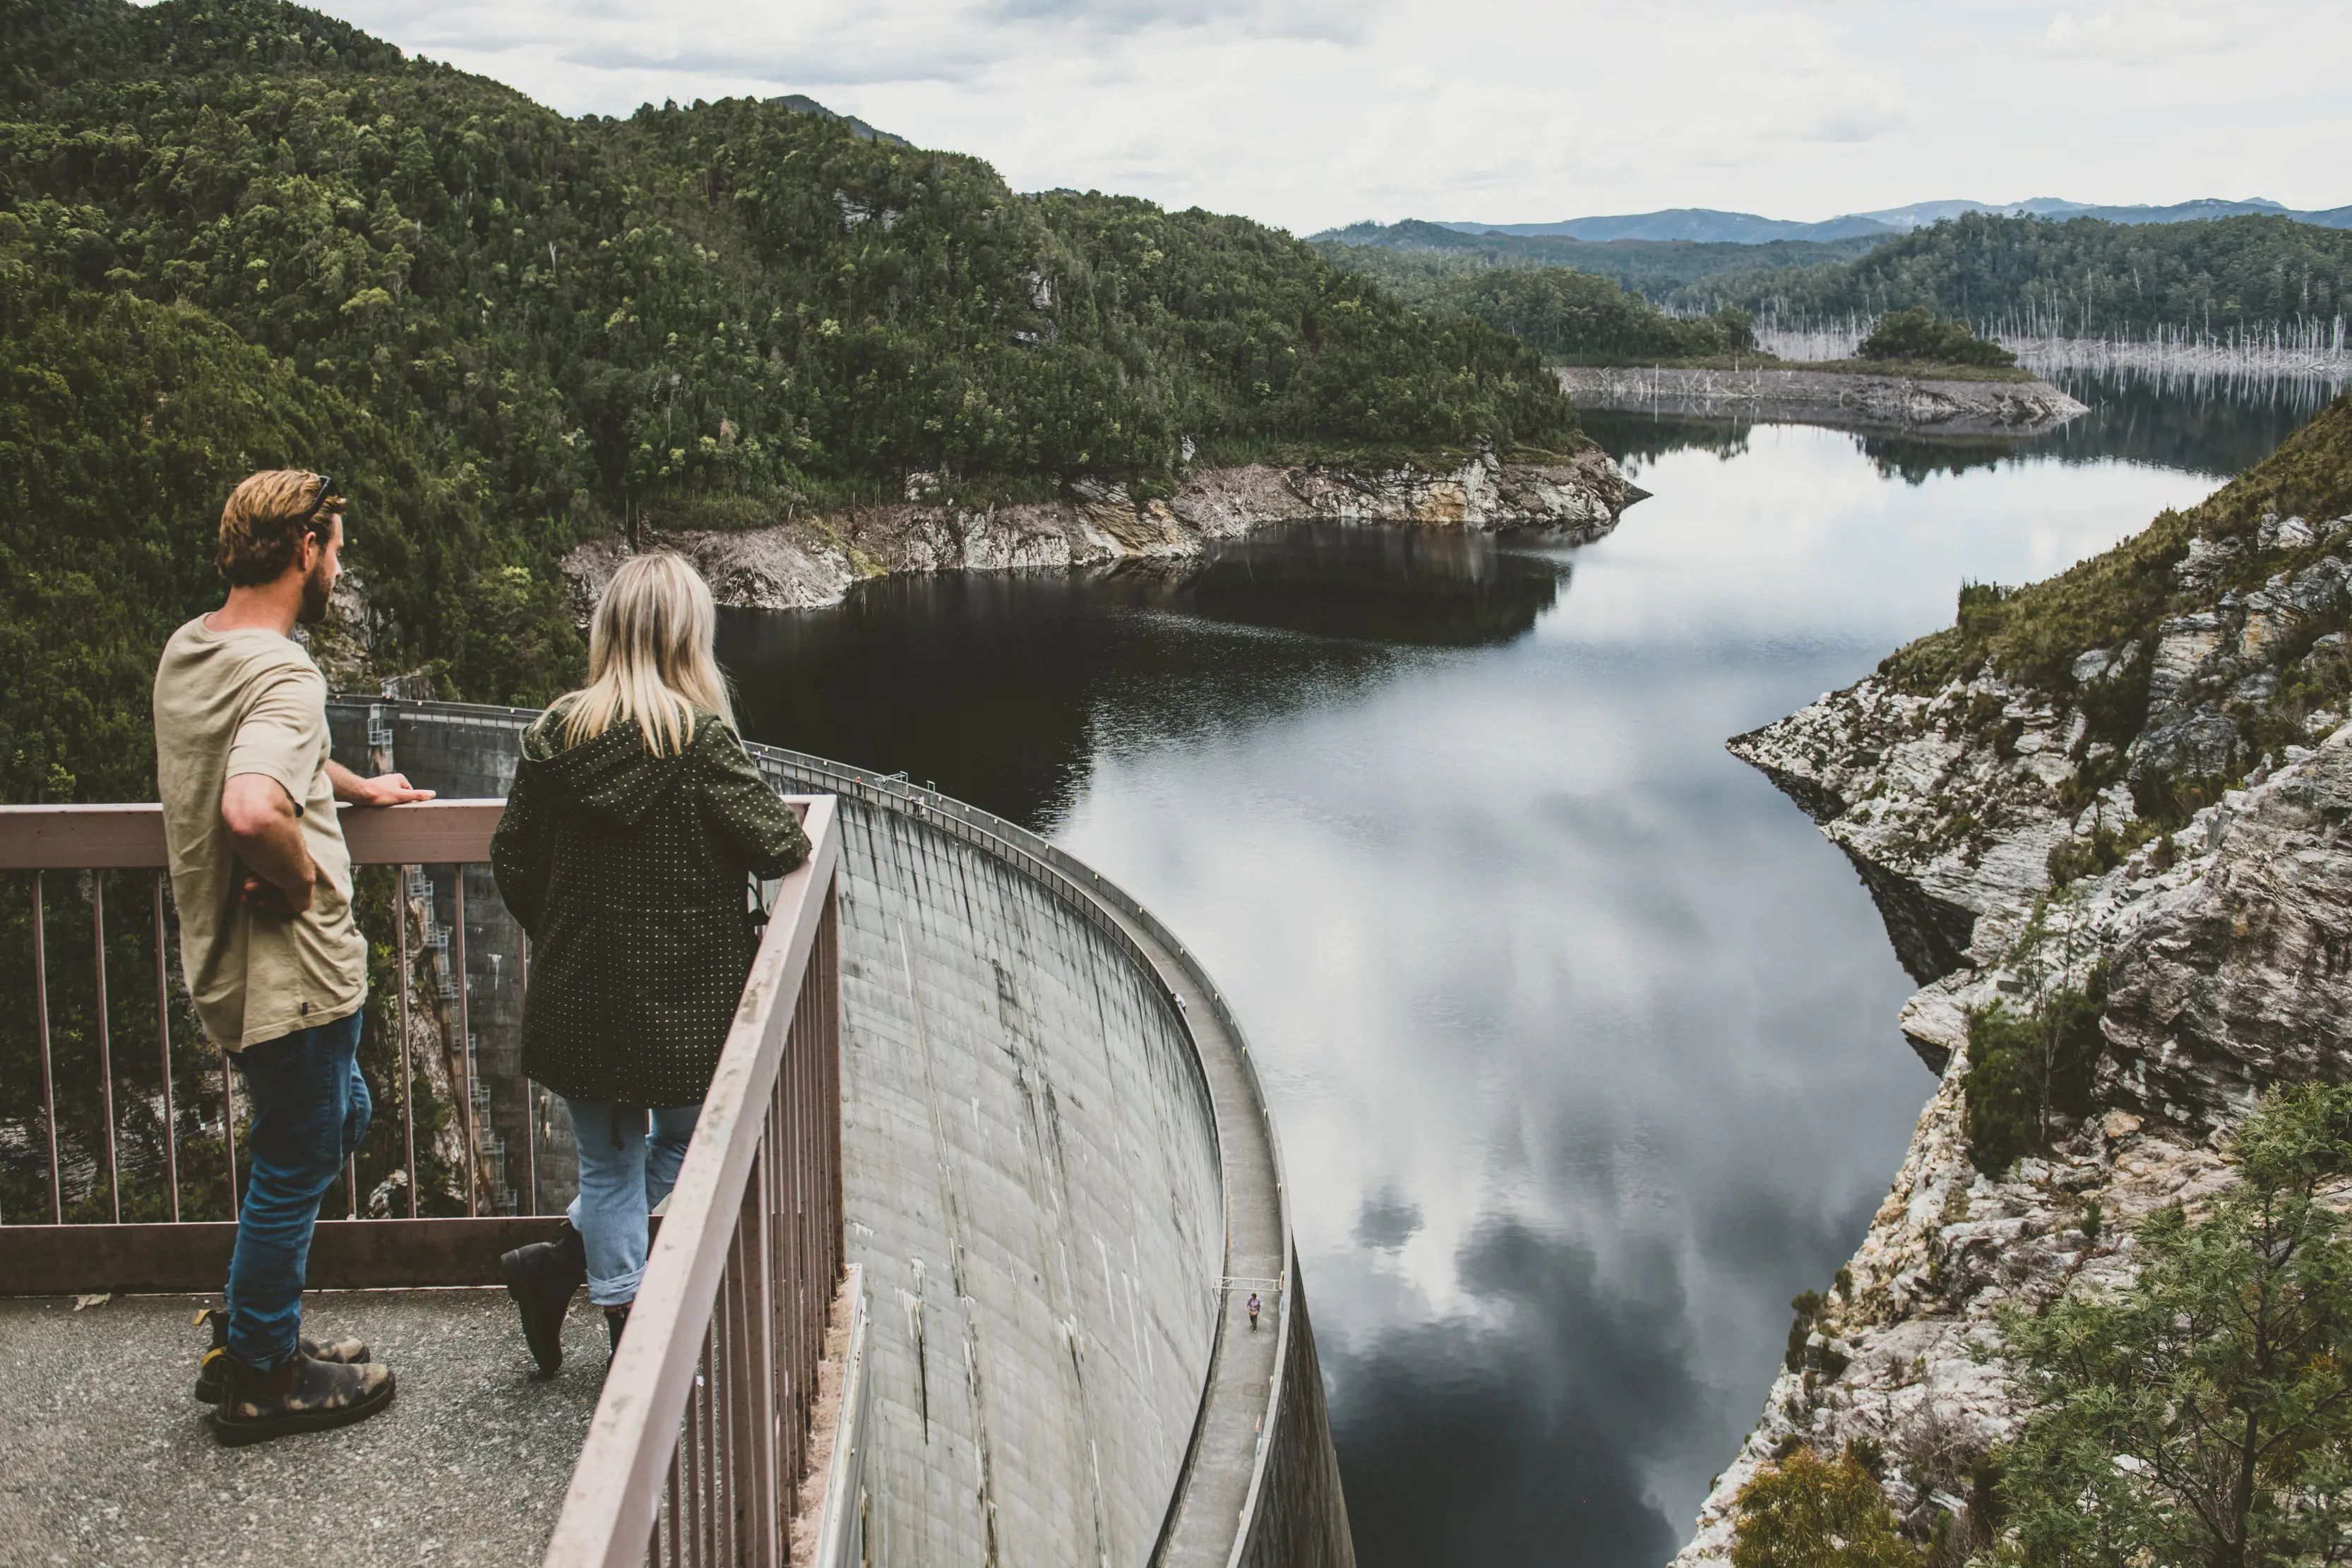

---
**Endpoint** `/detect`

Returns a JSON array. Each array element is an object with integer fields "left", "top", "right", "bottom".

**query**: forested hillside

[
  {"left": 1313, "top": 219, "right": 1885, "bottom": 300},
  {"left": 1677, "top": 211, "right": 2352, "bottom": 339},
  {"left": 1315, "top": 247, "right": 1758, "bottom": 364},
  {"left": 0, "top": 0, "right": 1577, "bottom": 802}
]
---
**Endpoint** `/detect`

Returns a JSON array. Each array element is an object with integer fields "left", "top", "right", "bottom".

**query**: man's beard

[{"left": 297, "top": 561, "right": 334, "bottom": 626}]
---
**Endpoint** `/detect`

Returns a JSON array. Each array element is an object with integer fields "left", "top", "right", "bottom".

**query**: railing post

[
  {"left": 92, "top": 873, "right": 118, "bottom": 1223},
  {"left": 33, "top": 872, "right": 60, "bottom": 1223},
  {"left": 153, "top": 872, "right": 179, "bottom": 1223}
]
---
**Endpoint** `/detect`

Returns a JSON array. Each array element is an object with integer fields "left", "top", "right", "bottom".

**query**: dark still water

[{"left": 719, "top": 393, "right": 2259, "bottom": 1566}]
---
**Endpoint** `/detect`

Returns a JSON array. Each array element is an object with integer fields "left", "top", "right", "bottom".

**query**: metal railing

[
  {"left": 545, "top": 794, "right": 844, "bottom": 1567},
  {"left": 0, "top": 799, "right": 591, "bottom": 1287}
]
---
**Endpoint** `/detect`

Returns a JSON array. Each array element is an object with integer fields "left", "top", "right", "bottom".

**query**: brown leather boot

[
  {"left": 191, "top": 1307, "right": 369, "bottom": 1403},
  {"left": 210, "top": 1348, "right": 395, "bottom": 1446}
]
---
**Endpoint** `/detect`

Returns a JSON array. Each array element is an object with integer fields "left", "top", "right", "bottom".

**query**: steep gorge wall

[{"left": 1677, "top": 407, "right": 2352, "bottom": 1564}]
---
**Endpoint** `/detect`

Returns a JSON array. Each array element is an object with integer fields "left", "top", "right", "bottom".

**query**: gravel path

[{"left": 0, "top": 1290, "right": 609, "bottom": 1568}]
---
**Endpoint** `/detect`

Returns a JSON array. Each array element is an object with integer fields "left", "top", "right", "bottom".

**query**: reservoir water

[{"left": 717, "top": 378, "right": 2311, "bottom": 1567}]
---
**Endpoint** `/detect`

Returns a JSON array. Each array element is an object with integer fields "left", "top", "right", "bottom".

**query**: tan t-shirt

[{"left": 153, "top": 617, "right": 367, "bottom": 1049}]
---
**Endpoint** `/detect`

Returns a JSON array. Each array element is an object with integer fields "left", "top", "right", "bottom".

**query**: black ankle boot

[
  {"left": 501, "top": 1223, "right": 587, "bottom": 1377},
  {"left": 210, "top": 1348, "right": 396, "bottom": 1447},
  {"left": 604, "top": 1304, "right": 629, "bottom": 1366},
  {"left": 191, "top": 1307, "right": 369, "bottom": 1403}
]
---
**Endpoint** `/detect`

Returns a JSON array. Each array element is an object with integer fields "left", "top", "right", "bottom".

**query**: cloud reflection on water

[{"left": 724, "top": 421, "right": 2226, "bottom": 1566}]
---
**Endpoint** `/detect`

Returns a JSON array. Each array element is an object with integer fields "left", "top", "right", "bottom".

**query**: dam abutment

[{"left": 324, "top": 698, "right": 1353, "bottom": 1568}]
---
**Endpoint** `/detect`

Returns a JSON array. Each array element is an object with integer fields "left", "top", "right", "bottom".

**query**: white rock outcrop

[
  {"left": 1676, "top": 732, "right": 2352, "bottom": 1566},
  {"left": 563, "top": 448, "right": 1639, "bottom": 614}
]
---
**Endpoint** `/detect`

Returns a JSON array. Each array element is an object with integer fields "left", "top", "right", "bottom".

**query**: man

[{"left": 154, "top": 469, "right": 433, "bottom": 1445}]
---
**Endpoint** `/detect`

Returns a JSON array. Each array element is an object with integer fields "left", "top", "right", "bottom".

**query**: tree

[
  {"left": 1991, "top": 1084, "right": 2352, "bottom": 1568},
  {"left": 1733, "top": 1445, "right": 1921, "bottom": 1568},
  {"left": 1962, "top": 886, "right": 2106, "bottom": 1175},
  {"left": 1856, "top": 308, "right": 2018, "bottom": 369}
]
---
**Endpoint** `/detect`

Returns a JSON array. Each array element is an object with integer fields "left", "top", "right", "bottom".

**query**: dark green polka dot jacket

[{"left": 490, "top": 707, "right": 811, "bottom": 1107}]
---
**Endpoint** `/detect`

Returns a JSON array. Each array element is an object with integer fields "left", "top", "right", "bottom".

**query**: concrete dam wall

[{"left": 327, "top": 700, "right": 1353, "bottom": 1568}]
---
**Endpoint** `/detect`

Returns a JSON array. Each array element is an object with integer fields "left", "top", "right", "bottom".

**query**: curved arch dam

[{"left": 328, "top": 700, "right": 1354, "bottom": 1568}]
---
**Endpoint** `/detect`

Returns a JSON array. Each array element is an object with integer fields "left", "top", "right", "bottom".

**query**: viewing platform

[{"left": 0, "top": 702, "right": 1354, "bottom": 1567}]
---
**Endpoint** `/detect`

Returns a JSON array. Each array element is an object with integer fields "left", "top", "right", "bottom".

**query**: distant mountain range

[{"left": 1412, "top": 198, "right": 2352, "bottom": 246}]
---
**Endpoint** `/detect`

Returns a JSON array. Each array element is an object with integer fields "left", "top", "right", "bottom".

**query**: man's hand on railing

[{"left": 328, "top": 760, "right": 437, "bottom": 808}]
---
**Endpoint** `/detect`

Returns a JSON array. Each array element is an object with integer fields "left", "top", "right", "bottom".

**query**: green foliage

[
  {"left": 1877, "top": 394, "right": 2352, "bottom": 700},
  {"left": 1962, "top": 976, "right": 2107, "bottom": 1175},
  {"left": 0, "top": 0, "right": 1579, "bottom": 804},
  {"left": 1853, "top": 308, "right": 2018, "bottom": 369},
  {"left": 1991, "top": 1084, "right": 2352, "bottom": 1568},
  {"left": 1683, "top": 211, "right": 2352, "bottom": 340},
  {"left": 1962, "top": 890, "right": 2108, "bottom": 1175},
  {"left": 1731, "top": 1444, "right": 1922, "bottom": 1568},
  {"left": 1786, "top": 1289, "right": 1828, "bottom": 1372},
  {"left": 1314, "top": 251, "right": 1759, "bottom": 364},
  {"left": 1314, "top": 220, "right": 1890, "bottom": 301}
]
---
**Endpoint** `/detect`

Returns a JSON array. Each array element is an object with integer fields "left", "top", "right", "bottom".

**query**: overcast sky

[{"left": 319, "top": 0, "right": 2351, "bottom": 237}]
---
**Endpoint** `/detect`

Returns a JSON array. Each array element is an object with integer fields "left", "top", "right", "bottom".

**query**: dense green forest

[
  {"left": 1318, "top": 249, "right": 1758, "bottom": 364},
  {"left": 1313, "top": 219, "right": 1886, "bottom": 301},
  {"left": 1677, "top": 211, "right": 2352, "bottom": 340},
  {"left": 0, "top": 0, "right": 1579, "bottom": 804}
]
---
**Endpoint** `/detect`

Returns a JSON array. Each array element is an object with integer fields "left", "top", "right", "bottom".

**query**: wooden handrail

[
  {"left": 544, "top": 793, "right": 843, "bottom": 1567},
  {"left": 0, "top": 798, "right": 506, "bottom": 870}
]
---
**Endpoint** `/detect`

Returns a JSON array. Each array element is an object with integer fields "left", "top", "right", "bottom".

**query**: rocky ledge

[
  {"left": 1558, "top": 366, "right": 2086, "bottom": 438},
  {"left": 1680, "top": 396, "right": 2352, "bottom": 1567},
  {"left": 561, "top": 448, "right": 1640, "bottom": 612}
]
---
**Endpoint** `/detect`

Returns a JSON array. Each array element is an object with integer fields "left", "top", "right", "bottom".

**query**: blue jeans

[
  {"left": 225, "top": 1009, "right": 370, "bottom": 1370},
  {"left": 564, "top": 1099, "right": 700, "bottom": 1307}
]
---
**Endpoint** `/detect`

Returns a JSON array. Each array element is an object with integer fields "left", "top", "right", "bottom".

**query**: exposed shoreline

[
  {"left": 1557, "top": 365, "right": 2088, "bottom": 437},
  {"left": 562, "top": 449, "right": 1644, "bottom": 614}
]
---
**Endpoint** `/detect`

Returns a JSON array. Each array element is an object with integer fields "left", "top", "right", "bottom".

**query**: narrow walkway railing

[
  {"left": 544, "top": 794, "right": 844, "bottom": 1567},
  {"left": 2, "top": 789, "right": 853, "bottom": 1566},
  {"left": 0, "top": 799, "right": 566, "bottom": 1286}
]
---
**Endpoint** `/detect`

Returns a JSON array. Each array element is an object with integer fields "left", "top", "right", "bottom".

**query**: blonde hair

[{"left": 560, "top": 553, "right": 735, "bottom": 755}]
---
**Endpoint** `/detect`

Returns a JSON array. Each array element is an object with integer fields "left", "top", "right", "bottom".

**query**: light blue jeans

[{"left": 563, "top": 1099, "right": 700, "bottom": 1307}]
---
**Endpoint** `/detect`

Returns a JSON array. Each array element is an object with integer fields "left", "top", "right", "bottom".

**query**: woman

[{"left": 490, "top": 552, "right": 809, "bottom": 1376}]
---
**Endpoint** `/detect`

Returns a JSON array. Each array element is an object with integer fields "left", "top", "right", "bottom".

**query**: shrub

[
  {"left": 1854, "top": 308, "right": 2018, "bottom": 369},
  {"left": 1731, "top": 1445, "right": 1921, "bottom": 1568},
  {"left": 1962, "top": 969, "right": 2107, "bottom": 1175}
]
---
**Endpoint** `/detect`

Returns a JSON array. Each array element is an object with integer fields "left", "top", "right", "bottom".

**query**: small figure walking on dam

[
  {"left": 494, "top": 553, "right": 810, "bottom": 1375},
  {"left": 1248, "top": 1291, "right": 1261, "bottom": 1331},
  {"left": 154, "top": 470, "right": 433, "bottom": 1444}
]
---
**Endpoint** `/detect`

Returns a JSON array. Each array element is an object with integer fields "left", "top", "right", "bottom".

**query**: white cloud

[{"left": 315, "top": 0, "right": 2352, "bottom": 233}]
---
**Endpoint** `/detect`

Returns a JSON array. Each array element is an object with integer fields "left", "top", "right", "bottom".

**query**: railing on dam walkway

[{"left": 0, "top": 792, "right": 851, "bottom": 1567}]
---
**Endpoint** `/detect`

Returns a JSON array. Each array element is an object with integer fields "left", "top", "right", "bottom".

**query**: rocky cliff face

[
  {"left": 1678, "top": 400, "right": 2352, "bottom": 1566},
  {"left": 561, "top": 449, "right": 1638, "bottom": 612},
  {"left": 1676, "top": 732, "right": 2351, "bottom": 1565}
]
